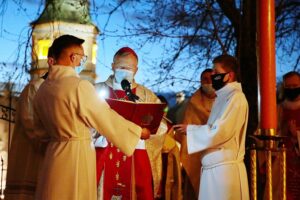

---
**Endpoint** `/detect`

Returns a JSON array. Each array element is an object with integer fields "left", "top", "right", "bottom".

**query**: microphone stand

[
  {"left": 121, "top": 79, "right": 140, "bottom": 102},
  {"left": 125, "top": 91, "right": 139, "bottom": 102}
]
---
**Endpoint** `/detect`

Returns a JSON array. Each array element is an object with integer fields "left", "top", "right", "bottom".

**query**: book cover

[{"left": 105, "top": 98, "right": 166, "bottom": 134}]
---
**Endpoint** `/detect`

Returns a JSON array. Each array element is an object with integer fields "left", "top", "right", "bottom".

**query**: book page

[{"left": 105, "top": 98, "right": 166, "bottom": 134}]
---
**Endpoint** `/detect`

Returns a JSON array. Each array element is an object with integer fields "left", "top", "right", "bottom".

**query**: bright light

[
  {"left": 92, "top": 43, "right": 98, "bottom": 64},
  {"left": 98, "top": 88, "right": 108, "bottom": 99},
  {"left": 37, "top": 39, "right": 51, "bottom": 59}
]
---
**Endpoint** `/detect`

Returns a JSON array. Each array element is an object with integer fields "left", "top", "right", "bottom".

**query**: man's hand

[
  {"left": 141, "top": 128, "right": 151, "bottom": 139},
  {"left": 173, "top": 124, "right": 188, "bottom": 135}
]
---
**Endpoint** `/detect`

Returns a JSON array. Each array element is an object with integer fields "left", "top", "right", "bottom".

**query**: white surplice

[
  {"left": 33, "top": 65, "right": 142, "bottom": 200},
  {"left": 187, "top": 82, "right": 249, "bottom": 200}
]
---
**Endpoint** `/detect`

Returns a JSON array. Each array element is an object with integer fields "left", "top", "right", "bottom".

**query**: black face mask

[
  {"left": 211, "top": 73, "right": 228, "bottom": 91},
  {"left": 284, "top": 87, "right": 300, "bottom": 101}
]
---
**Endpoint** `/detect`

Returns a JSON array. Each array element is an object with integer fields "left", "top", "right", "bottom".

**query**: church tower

[{"left": 31, "top": 0, "right": 99, "bottom": 83}]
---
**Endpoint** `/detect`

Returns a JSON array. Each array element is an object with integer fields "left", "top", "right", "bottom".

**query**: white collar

[{"left": 215, "top": 81, "right": 242, "bottom": 97}]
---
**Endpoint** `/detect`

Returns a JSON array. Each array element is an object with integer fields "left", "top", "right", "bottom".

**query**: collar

[
  {"left": 47, "top": 65, "right": 78, "bottom": 80},
  {"left": 215, "top": 81, "right": 242, "bottom": 97}
]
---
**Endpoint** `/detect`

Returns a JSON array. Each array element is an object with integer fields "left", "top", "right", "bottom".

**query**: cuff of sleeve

[
  {"left": 94, "top": 136, "right": 108, "bottom": 147},
  {"left": 187, "top": 124, "right": 208, "bottom": 154},
  {"left": 122, "top": 126, "right": 142, "bottom": 156},
  {"left": 187, "top": 125, "right": 199, "bottom": 154}
]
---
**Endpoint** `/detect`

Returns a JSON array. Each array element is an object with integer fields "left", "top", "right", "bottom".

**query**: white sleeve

[{"left": 187, "top": 94, "right": 248, "bottom": 154}]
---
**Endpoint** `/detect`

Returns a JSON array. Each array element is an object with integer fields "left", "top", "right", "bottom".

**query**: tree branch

[{"left": 216, "top": 0, "right": 241, "bottom": 30}]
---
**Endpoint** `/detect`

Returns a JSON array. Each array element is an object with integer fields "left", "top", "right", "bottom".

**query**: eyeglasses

[
  {"left": 72, "top": 53, "right": 88, "bottom": 64},
  {"left": 114, "top": 66, "right": 136, "bottom": 71}
]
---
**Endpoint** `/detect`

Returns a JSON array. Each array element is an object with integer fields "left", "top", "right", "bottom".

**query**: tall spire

[{"left": 32, "top": 0, "right": 94, "bottom": 25}]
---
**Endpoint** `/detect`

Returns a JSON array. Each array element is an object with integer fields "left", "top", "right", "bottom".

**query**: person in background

[
  {"left": 271, "top": 71, "right": 300, "bottom": 200},
  {"left": 167, "top": 91, "right": 188, "bottom": 124},
  {"left": 177, "top": 68, "right": 216, "bottom": 200},
  {"left": 157, "top": 95, "right": 169, "bottom": 118},
  {"left": 94, "top": 47, "right": 166, "bottom": 199},
  {"left": 174, "top": 54, "right": 249, "bottom": 200},
  {"left": 156, "top": 94, "right": 182, "bottom": 200},
  {"left": 4, "top": 47, "right": 54, "bottom": 200},
  {"left": 33, "top": 36, "right": 150, "bottom": 200}
]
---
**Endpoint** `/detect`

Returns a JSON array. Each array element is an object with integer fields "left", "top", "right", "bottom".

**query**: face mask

[
  {"left": 114, "top": 69, "right": 134, "bottom": 83},
  {"left": 75, "top": 65, "right": 84, "bottom": 75},
  {"left": 284, "top": 87, "right": 300, "bottom": 101},
  {"left": 201, "top": 84, "right": 215, "bottom": 95},
  {"left": 176, "top": 96, "right": 185, "bottom": 104},
  {"left": 211, "top": 73, "right": 228, "bottom": 91}
]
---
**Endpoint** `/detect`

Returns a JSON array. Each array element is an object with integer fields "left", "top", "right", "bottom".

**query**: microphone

[{"left": 121, "top": 79, "right": 140, "bottom": 102}]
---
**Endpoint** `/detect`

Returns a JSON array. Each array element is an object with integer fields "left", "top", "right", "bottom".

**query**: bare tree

[
  {"left": 0, "top": 0, "right": 44, "bottom": 85},
  {"left": 93, "top": 0, "right": 299, "bottom": 135},
  {"left": 0, "top": 0, "right": 299, "bottom": 134}
]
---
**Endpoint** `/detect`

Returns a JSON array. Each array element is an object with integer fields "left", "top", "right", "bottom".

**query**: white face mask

[
  {"left": 201, "top": 84, "right": 215, "bottom": 95},
  {"left": 114, "top": 69, "right": 134, "bottom": 83}
]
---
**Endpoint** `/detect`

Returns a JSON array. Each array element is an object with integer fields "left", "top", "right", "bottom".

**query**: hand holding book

[
  {"left": 105, "top": 98, "right": 166, "bottom": 134},
  {"left": 141, "top": 128, "right": 151, "bottom": 139}
]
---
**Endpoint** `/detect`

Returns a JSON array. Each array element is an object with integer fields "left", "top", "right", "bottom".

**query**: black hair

[
  {"left": 213, "top": 54, "right": 240, "bottom": 81},
  {"left": 47, "top": 45, "right": 54, "bottom": 58},
  {"left": 157, "top": 95, "right": 168, "bottom": 105},
  {"left": 51, "top": 35, "right": 84, "bottom": 60},
  {"left": 283, "top": 71, "right": 300, "bottom": 81},
  {"left": 200, "top": 68, "right": 213, "bottom": 79}
]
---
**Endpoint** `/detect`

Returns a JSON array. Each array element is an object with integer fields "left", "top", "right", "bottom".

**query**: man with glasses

[
  {"left": 94, "top": 47, "right": 165, "bottom": 199},
  {"left": 174, "top": 54, "right": 249, "bottom": 200},
  {"left": 72, "top": 52, "right": 87, "bottom": 75},
  {"left": 33, "top": 35, "right": 150, "bottom": 200}
]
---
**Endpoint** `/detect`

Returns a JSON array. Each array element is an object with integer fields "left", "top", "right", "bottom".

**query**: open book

[{"left": 106, "top": 98, "right": 166, "bottom": 134}]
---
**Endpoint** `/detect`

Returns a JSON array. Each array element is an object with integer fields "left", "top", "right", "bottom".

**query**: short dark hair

[
  {"left": 113, "top": 47, "right": 138, "bottom": 61},
  {"left": 283, "top": 71, "right": 300, "bottom": 81},
  {"left": 200, "top": 68, "right": 213, "bottom": 79},
  {"left": 47, "top": 45, "right": 54, "bottom": 58},
  {"left": 51, "top": 35, "right": 84, "bottom": 59},
  {"left": 213, "top": 54, "right": 240, "bottom": 81},
  {"left": 157, "top": 95, "right": 168, "bottom": 105}
]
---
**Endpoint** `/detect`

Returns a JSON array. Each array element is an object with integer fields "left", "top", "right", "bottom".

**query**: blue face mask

[
  {"left": 75, "top": 65, "right": 84, "bottom": 75},
  {"left": 114, "top": 69, "right": 134, "bottom": 83},
  {"left": 75, "top": 58, "right": 86, "bottom": 75}
]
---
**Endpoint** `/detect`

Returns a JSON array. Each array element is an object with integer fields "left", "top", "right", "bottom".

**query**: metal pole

[
  {"left": 250, "top": 143, "right": 257, "bottom": 200},
  {"left": 265, "top": 150, "right": 273, "bottom": 200},
  {"left": 280, "top": 144, "right": 286, "bottom": 200}
]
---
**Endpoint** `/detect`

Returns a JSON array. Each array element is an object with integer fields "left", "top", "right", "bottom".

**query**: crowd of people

[{"left": 4, "top": 34, "right": 300, "bottom": 200}]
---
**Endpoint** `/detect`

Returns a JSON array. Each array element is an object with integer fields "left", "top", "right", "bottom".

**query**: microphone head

[{"left": 121, "top": 79, "right": 131, "bottom": 91}]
